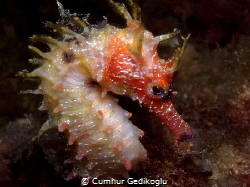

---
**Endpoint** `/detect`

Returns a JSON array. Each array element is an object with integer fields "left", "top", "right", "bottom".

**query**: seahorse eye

[
  {"left": 152, "top": 86, "right": 162, "bottom": 95},
  {"left": 152, "top": 86, "right": 168, "bottom": 98}
]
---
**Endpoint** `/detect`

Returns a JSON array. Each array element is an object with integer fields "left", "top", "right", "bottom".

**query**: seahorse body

[{"left": 28, "top": 0, "right": 195, "bottom": 179}]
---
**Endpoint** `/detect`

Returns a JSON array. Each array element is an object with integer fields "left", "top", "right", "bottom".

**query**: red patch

[{"left": 58, "top": 122, "right": 69, "bottom": 132}]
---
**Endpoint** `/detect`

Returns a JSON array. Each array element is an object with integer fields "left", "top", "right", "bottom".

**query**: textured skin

[
  {"left": 28, "top": 0, "right": 194, "bottom": 180},
  {"left": 100, "top": 22, "right": 195, "bottom": 140},
  {"left": 29, "top": 25, "right": 147, "bottom": 178}
]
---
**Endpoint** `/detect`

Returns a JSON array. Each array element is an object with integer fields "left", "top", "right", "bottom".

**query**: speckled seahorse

[{"left": 27, "top": 0, "right": 195, "bottom": 180}]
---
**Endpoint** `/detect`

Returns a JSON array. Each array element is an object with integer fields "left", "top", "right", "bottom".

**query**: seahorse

[{"left": 27, "top": 0, "right": 196, "bottom": 180}]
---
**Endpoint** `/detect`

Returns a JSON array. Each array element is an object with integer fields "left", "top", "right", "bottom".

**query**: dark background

[{"left": 1, "top": 0, "right": 250, "bottom": 186}]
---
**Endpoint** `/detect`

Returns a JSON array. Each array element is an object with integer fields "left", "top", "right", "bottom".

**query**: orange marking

[
  {"left": 103, "top": 126, "right": 112, "bottom": 134},
  {"left": 53, "top": 106, "right": 62, "bottom": 113},
  {"left": 75, "top": 40, "right": 82, "bottom": 45},
  {"left": 122, "top": 157, "right": 132, "bottom": 170},
  {"left": 125, "top": 111, "right": 132, "bottom": 118},
  {"left": 58, "top": 122, "right": 69, "bottom": 132},
  {"left": 52, "top": 83, "right": 63, "bottom": 90},
  {"left": 68, "top": 133, "right": 77, "bottom": 145},
  {"left": 115, "top": 140, "right": 123, "bottom": 152},
  {"left": 97, "top": 110, "right": 103, "bottom": 119},
  {"left": 127, "top": 20, "right": 139, "bottom": 29},
  {"left": 138, "top": 129, "right": 144, "bottom": 138}
]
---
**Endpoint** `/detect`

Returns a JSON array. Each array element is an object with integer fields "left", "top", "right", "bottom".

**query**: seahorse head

[
  {"left": 101, "top": 0, "right": 196, "bottom": 140},
  {"left": 100, "top": 1, "right": 188, "bottom": 99},
  {"left": 103, "top": 24, "right": 181, "bottom": 98},
  {"left": 101, "top": 24, "right": 194, "bottom": 140}
]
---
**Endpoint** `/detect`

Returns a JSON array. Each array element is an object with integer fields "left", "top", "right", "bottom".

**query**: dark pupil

[{"left": 152, "top": 86, "right": 162, "bottom": 95}]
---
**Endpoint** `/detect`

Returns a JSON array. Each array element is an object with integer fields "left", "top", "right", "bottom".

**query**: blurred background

[{"left": 0, "top": 0, "right": 250, "bottom": 186}]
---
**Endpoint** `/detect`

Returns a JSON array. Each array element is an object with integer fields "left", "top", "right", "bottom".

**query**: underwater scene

[{"left": 0, "top": 0, "right": 250, "bottom": 186}]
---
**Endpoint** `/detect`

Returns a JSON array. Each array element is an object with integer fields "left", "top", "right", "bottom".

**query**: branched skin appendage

[{"left": 27, "top": 0, "right": 195, "bottom": 180}]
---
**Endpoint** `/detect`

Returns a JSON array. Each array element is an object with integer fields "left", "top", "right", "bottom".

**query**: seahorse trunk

[{"left": 29, "top": 33, "right": 147, "bottom": 179}]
